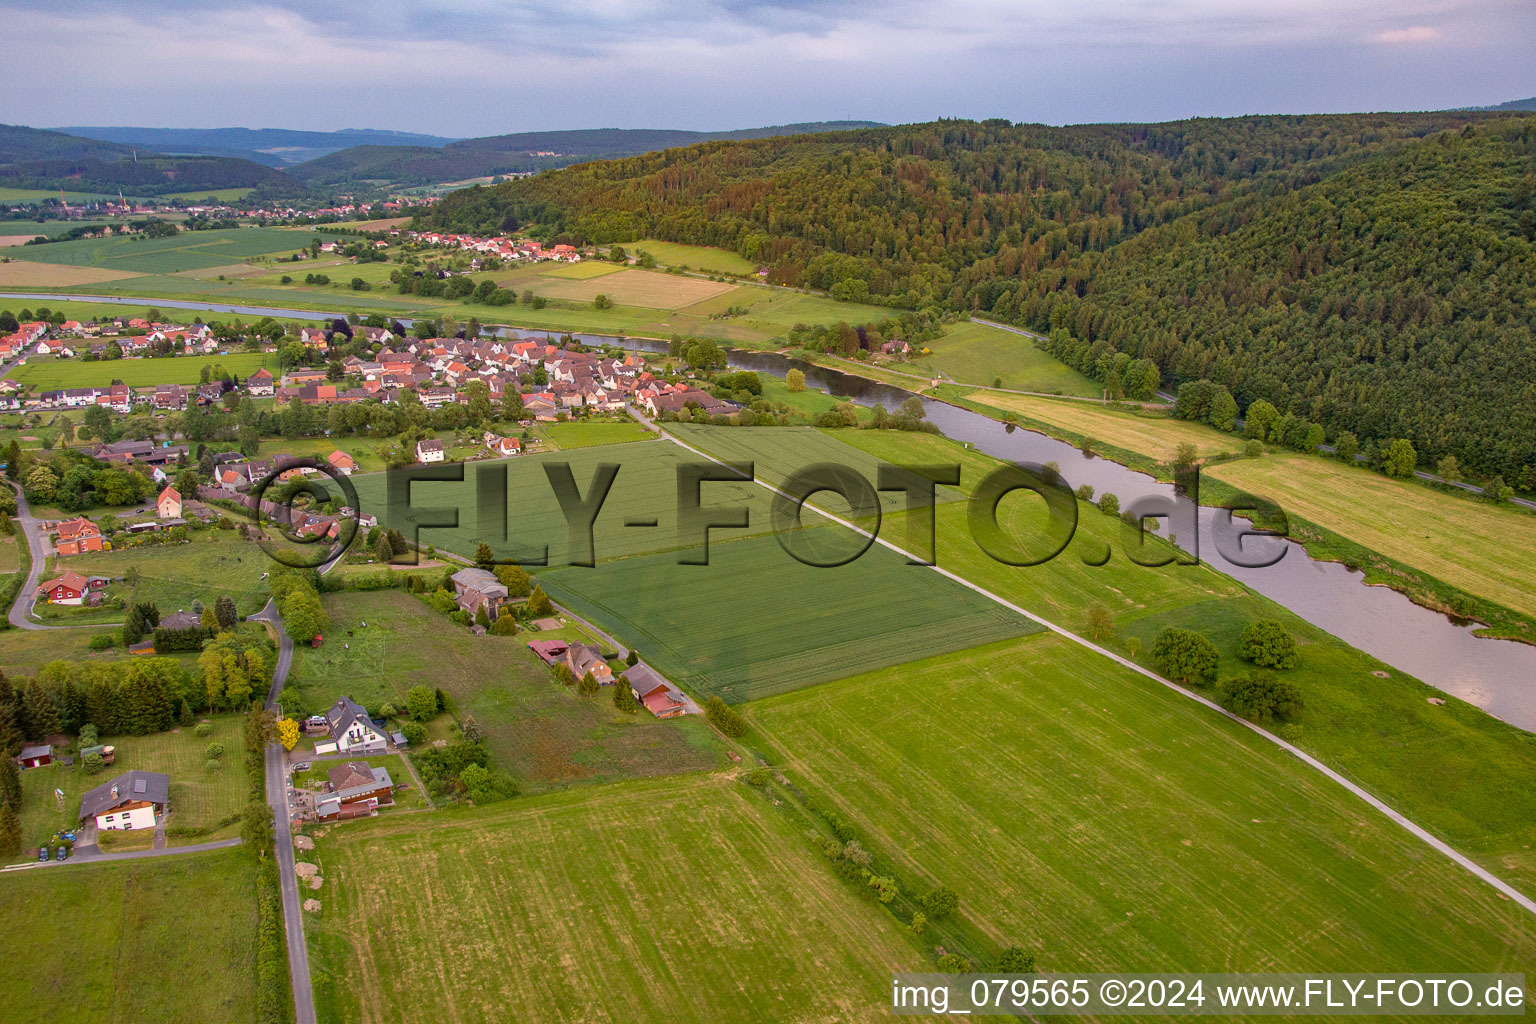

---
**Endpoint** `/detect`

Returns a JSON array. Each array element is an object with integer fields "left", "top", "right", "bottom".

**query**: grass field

[
  {"left": 45, "top": 533, "right": 274, "bottom": 623},
  {"left": 531, "top": 267, "right": 736, "bottom": 309},
  {"left": 351, "top": 439, "right": 794, "bottom": 566},
  {"left": 11, "top": 351, "right": 274, "bottom": 388},
  {"left": 0, "top": 849, "right": 259, "bottom": 1023},
  {"left": 540, "top": 530, "right": 1036, "bottom": 702},
  {"left": 533, "top": 419, "right": 656, "bottom": 449},
  {"left": 304, "top": 774, "right": 919, "bottom": 1023},
  {"left": 0, "top": 187, "right": 122, "bottom": 202},
  {"left": 16, "top": 714, "right": 251, "bottom": 847},
  {"left": 288, "top": 590, "right": 722, "bottom": 789},
  {"left": 539, "top": 259, "right": 626, "bottom": 280},
  {"left": 809, "top": 428, "right": 1536, "bottom": 893},
  {"left": 903, "top": 321, "right": 1102, "bottom": 396},
  {"left": 747, "top": 634, "right": 1536, "bottom": 978},
  {"left": 1208, "top": 454, "right": 1536, "bottom": 619},
  {"left": 968, "top": 391, "right": 1239, "bottom": 461},
  {"left": 0, "top": 220, "right": 121, "bottom": 240},
  {"left": 159, "top": 187, "right": 254, "bottom": 202},
  {"left": 5, "top": 226, "right": 345, "bottom": 274},
  {"left": 623, "top": 239, "right": 759, "bottom": 275},
  {"left": 0, "top": 259, "right": 143, "bottom": 287}
]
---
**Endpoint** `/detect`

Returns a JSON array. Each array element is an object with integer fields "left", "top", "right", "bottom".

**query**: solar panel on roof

[{"left": 133, "top": 778, "right": 146, "bottom": 793}]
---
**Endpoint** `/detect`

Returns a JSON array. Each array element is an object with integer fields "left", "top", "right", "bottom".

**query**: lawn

[
  {"left": 15, "top": 714, "right": 252, "bottom": 848},
  {"left": 350, "top": 438, "right": 794, "bottom": 566},
  {"left": 11, "top": 351, "right": 275, "bottom": 388},
  {"left": 287, "top": 590, "right": 723, "bottom": 790},
  {"left": 1208, "top": 453, "right": 1536, "bottom": 619},
  {"left": 5, "top": 225, "right": 347, "bottom": 273},
  {"left": 533, "top": 418, "right": 656, "bottom": 449},
  {"left": 304, "top": 775, "right": 920, "bottom": 1023},
  {"left": 746, "top": 634, "right": 1536, "bottom": 977},
  {"left": 903, "top": 321, "right": 1102, "bottom": 395},
  {"left": 43, "top": 533, "right": 275, "bottom": 624},
  {"left": 256, "top": 436, "right": 392, "bottom": 475},
  {"left": 539, "top": 530, "right": 1036, "bottom": 702},
  {"left": 968, "top": 390, "right": 1240, "bottom": 462},
  {"left": 0, "top": 848, "right": 260, "bottom": 1024},
  {"left": 623, "top": 239, "right": 759, "bottom": 275}
]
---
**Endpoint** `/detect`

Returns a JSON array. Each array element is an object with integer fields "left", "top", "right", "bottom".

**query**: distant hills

[
  {"left": 285, "top": 121, "right": 885, "bottom": 186},
  {"left": 1466, "top": 96, "right": 1536, "bottom": 112},
  {"left": 0, "top": 123, "right": 299, "bottom": 198},
  {"left": 55, "top": 126, "right": 462, "bottom": 167}
]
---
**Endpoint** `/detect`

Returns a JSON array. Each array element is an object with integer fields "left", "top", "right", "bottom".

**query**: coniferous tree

[
  {"left": 20, "top": 681, "right": 59, "bottom": 740},
  {"left": 0, "top": 755, "right": 21, "bottom": 808},
  {"left": 0, "top": 800, "right": 21, "bottom": 857}
]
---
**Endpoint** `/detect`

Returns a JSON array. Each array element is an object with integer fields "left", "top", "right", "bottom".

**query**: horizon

[{"left": 6, "top": 0, "right": 1533, "bottom": 136}]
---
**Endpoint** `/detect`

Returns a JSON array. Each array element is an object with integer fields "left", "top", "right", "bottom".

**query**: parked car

[
  {"left": 291, "top": 762, "right": 310, "bottom": 773},
  {"left": 37, "top": 847, "right": 49, "bottom": 862},
  {"left": 55, "top": 846, "right": 67, "bottom": 861}
]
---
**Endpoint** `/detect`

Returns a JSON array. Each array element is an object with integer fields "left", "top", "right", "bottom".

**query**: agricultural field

[
  {"left": 904, "top": 321, "right": 1102, "bottom": 396},
  {"left": 747, "top": 634, "right": 1536, "bottom": 977},
  {"left": 623, "top": 239, "right": 759, "bottom": 274},
  {"left": 159, "top": 187, "right": 254, "bottom": 202},
  {"left": 37, "top": 533, "right": 273, "bottom": 625},
  {"left": 538, "top": 259, "right": 627, "bottom": 280},
  {"left": 533, "top": 418, "right": 655, "bottom": 449},
  {"left": 287, "top": 590, "right": 722, "bottom": 789},
  {"left": 10, "top": 351, "right": 274, "bottom": 388},
  {"left": 349, "top": 439, "right": 794, "bottom": 566},
  {"left": 967, "top": 390, "right": 1238, "bottom": 462},
  {"left": 526, "top": 267, "right": 737, "bottom": 309},
  {"left": 1208, "top": 453, "right": 1536, "bottom": 619},
  {"left": 304, "top": 775, "right": 920, "bottom": 1023},
  {"left": 14, "top": 714, "right": 252, "bottom": 849},
  {"left": 0, "top": 849, "right": 260, "bottom": 1024},
  {"left": 3, "top": 226, "right": 345, "bottom": 274},
  {"left": 816, "top": 428, "right": 1536, "bottom": 893},
  {"left": 0, "top": 259, "right": 143, "bottom": 287},
  {"left": 0, "top": 219, "right": 119, "bottom": 241},
  {"left": 539, "top": 531, "right": 1036, "bottom": 702},
  {"left": 0, "top": 187, "right": 122, "bottom": 202}
]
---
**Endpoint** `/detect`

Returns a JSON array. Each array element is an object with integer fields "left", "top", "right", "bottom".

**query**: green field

[
  {"left": 807, "top": 428, "right": 1536, "bottom": 893},
  {"left": 42, "top": 534, "right": 275, "bottom": 625},
  {"left": 0, "top": 849, "right": 259, "bottom": 1023},
  {"left": 159, "top": 187, "right": 255, "bottom": 202},
  {"left": 15, "top": 714, "right": 252, "bottom": 848},
  {"left": 1208, "top": 454, "right": 1536, "bottom": 619},
  {"left": 905, "top": 321, "right": 1102, "bottom": 395},
  {"left": 623, "top": 239, "right": 759, "bottom": 274},
  {"left": 352, "top": 438, "right": 794, "bottom": 565},
  {"left": 969, "top": 390, "right": 1238, "bottom": 462},
  {"left": 747, "top": 634, "right": 1536, "bottom": 978},
  {"left": 533, "top": 419, "right": 656, "bottom": 449},
  {"left": 0, "top": 219, "right": 120, "bottom": 240},
  {"left": 304, "top": 775, "right": 919, "bottom": 1023},
  {"left": 11, "top": 351, "right": 274, "bottom": 389},
  {"left": 288, "top": 590, "right": 722, "bottom": 789},
  {"left": 540, "top": 530, "right": 1036, "bottom": 702},
  {"left": 5, "top": 226, "right": 344, "bottom": 274},
  {"left": 0, "top": 187, "right": 123, "bottom": 203}
]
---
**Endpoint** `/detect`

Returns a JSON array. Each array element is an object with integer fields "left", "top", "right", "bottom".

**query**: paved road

[
  {"left": 2, "top": 836, "right": 242, "bottom": 873},
  {"left": 6, "top": 480, "right": 52, "bottom": 630},
  {"left": 251, "top": 597, "right": 317, "bottom": 1024},
  {"left": 652, "top": 414, "right": 1536, "bottom": 919}
]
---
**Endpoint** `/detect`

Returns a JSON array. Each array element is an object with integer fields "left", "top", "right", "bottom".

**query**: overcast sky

[{"left": 6, "top": 0, "right": 1533, "bottom": 136}]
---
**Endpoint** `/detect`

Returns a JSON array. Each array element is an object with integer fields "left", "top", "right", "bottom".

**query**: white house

[
  {"left": 415, "top": 438, "right": 445, "bottom": 463},
  {"left": 325, "top": 697, "right": 388, "bottom": 754},
  {"left": 79, "top": 770, "right": 170, "bottom": 831}
]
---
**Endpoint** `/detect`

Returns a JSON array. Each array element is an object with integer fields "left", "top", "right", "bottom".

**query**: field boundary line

[{"left": 649, "top": 416, "right": 1536, "bottom": 918}]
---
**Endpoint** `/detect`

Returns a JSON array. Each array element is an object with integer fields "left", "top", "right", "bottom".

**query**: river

[{"left": 8, "top": 292, "right": 1533, "bottom": 730}]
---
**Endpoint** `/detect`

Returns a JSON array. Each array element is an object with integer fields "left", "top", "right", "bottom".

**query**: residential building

[
  {"left": 79, "top": 771, "right": 171, "bottom": 831},
  {"left": 416, "top": 438, "right": 445, "bottom": 463},
  {"left": 157, "top": 484, "right": 182, "bottom": 519},
  {"left": 325, "top": 697, "right": 388, "bottom": 754},
  {"left": 37, "top": 571, "right": 110, "bottom": 605},
  {"left": 449, "top": 567, "right": 509, "bottom": 618}
]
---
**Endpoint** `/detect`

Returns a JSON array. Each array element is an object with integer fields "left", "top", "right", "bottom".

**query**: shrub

[
  {"left": 194, "top": 722, "right": 214, "bottom": 738},
  {"left": 83, "top": 751, "right": 105, "bottom": 774},
  {"left": 205, "top": 742, "right": 225, "bottom": 759},
  {"left": 405, "top": 685, "right": 436, "bottom": 721},
  {"left": 936, "top": 953, "right": 971, "bottom": 973},
  {"left": 79, "top": 724, "right": 99, "bottom": 746},
  {"left": 995, "top": 946, "right": 1036, "bottom": 973},
  {"left": 909, "top": 912, "right": 927, "bottom": 935},
  {"left": 705, "top": 695, "right": 747, "bottom": 738},
  {"left": 206, "top": 758, "right": 223, "bottom": 773},
  {"left": 745, "top": 766, "right": 769, "bottom": 786},
  {"left": 1151, "top": 627, "right": 1219, "bottom": 686},
  {"left": 1097, "top": 492, "right": 1120, "bottom": 517},
  {"left": 1219, "top": 672, "right": 1304, "bottom": 724},
  {"left": 88, "top": 633, "right": 117, "bottom": 650},
  {"left": 400, "top": 721, "right": 427, "bottom": 746},
  {"left": 1238, "top": 619, "right": 1299, "bottom": 669},
  {"left": 920, "top": 885, "right": 959, "bottom": 919}
]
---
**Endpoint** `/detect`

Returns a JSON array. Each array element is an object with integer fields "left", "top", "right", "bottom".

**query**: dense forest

[
  {"left": 422, "top": 113, "right": 1536, "bottom": 479},
  {"left": 0, "top": 124, "right": 301, "bottom": 196}
]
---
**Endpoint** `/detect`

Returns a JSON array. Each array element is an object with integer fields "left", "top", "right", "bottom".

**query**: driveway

[{"left": 6, "top": 480, "right": 53, "bottom": 630}]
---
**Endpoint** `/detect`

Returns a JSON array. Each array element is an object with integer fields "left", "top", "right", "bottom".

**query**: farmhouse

[
  {"left": 37, "top": 571, "right": 110, "bottom": 605},
  {"left": 624, "top": 664, "right": 691, "bottom": 719},
  {"left": 325, "top": 696, "right": 388, "bottom": 754},
  {"left": 79, "top": 770, "right": 170, "bottom": 831},
  {"left": 416, "top": 438, "right": 446, "bottom": 463},
  {"left": 246, "top": 367, "right": 276, "bottom": 396},
  {"left": 157, "top": 484, "right": 182, "bottom": 519},
  {"left": 449, "top": 567, "right": 508, "bottom": 618},
  {"left": 327, "top": 450, "right": 356, "bottom": 475},
  {"left": 16, "top": 744, "right": 53, "bottom": 769},
  {"left": 563, "top": 643, "right": 614, "bottom": 685},
  {"left": 54, "top": 516, "right": 105, "bottom": 555}
]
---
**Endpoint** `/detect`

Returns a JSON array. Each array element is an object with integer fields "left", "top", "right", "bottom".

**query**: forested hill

[{"left": 421, "top": 113, "right": 1536, "bottom": 479}]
